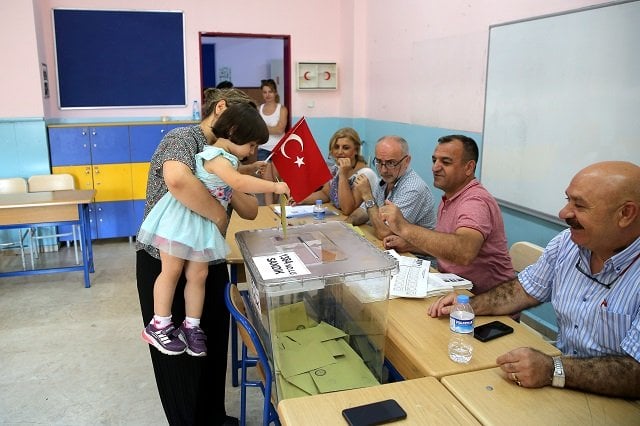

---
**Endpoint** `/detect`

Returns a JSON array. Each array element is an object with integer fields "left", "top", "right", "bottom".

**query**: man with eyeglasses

[
  {"left": 428, "top": 161, "right": 640, "bottom": 399},
  {"left": 346, "top": 135, "right": 436, "bottom": 240},
  {"left": 380, "top": 135, "right": 514, "bottom": 295}
]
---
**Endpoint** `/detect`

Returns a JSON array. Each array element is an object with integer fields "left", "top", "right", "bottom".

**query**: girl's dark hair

[{"left": 211, "top": 103, "right": 269, "bottom": 146}]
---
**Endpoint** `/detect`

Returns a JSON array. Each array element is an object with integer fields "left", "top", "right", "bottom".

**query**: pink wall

[
  {"left": 0, "top": 1, "right": 44, "bottom": 118},
  {"left": 361, "top": 0, "right": 609, "bottom": 132},
  {"left": 2, "top": 0, "right": 610, "bottom": 128}
]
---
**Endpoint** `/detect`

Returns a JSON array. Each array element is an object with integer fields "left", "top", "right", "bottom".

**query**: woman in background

[
  {"left": 258, "top": 78, "right": 288, "bottom": 204},
  {"left": 298, "top": 127, "right": 377, "bottom": 215}
]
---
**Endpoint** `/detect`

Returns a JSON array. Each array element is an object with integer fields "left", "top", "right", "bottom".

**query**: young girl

[{"left": 138, "top": 103, "right": 290, "bottom": 356}]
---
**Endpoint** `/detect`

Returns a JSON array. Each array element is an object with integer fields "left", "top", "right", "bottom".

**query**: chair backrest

[
  {"left": 0, "top": 177, "right": 28, "bottom": 194},
  {"left": 226, "top": 282, "right": 270, "bottom": 382},
  {"left": 28, "top": 174, "right": 75, "bottom": 192},
  {"left": 225, "top": 282, "right": 280, "bottom": 426},
  {"left": 509, "top": 241, "right": 544, "bottom": 272}
]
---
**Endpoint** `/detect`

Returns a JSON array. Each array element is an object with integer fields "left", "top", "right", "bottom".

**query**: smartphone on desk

[
  {"left": 474, "top": 320, "right": 514, "bottom": 342},
  {"left": 342, "top": 399, "right": 407, "bottom": 426}
]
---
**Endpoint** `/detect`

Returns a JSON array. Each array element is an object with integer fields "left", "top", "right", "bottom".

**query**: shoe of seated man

[
  {"left": 141, "top": 322, "right": 186, "bottom": 355},
  {"left": 179, "top": 322, "right": 207, "bottom": 357}
]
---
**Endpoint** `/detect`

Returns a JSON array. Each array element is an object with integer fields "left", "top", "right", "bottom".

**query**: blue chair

[{"left": 224, "top": 282, "right": 280, "bottom": 426}]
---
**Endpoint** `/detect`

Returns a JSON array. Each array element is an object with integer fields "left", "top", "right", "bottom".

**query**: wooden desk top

[
  {"left": 0, "top": 190, "right": 95, "bottom": 209},
  {"left": 441, "top": 367, "right": 640, "bottom": 425},
  {"left": 386, "top": 295, "right": 561, "bottom": 379},
  {"left": 277, "top": 376, "right": 480, "bottom": 425}
]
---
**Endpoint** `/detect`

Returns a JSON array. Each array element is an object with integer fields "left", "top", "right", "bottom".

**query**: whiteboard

[{"left": 480, "top": 0, "right": 640, "bottom": 223}]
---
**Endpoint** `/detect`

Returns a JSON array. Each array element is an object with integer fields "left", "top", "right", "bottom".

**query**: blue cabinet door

[
  {"left": 49, "top": 127, "right": 91, "bottom": 166},
  {"left": 132, "top": 199, "right": 146, "bottom": 236},
  {"left": 88, "top": 126, "right": 130, "bottom": 164},
  {"left": 94, "top": 201, "right": 134, "bottom": 239},
  {"left": 129, "top": 124, "right": 185, "bottom": 162},
  {"left": 130, "top": 125, "right": 166, "bottom": 162}
]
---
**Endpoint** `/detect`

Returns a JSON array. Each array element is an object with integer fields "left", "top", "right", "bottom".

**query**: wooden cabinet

[{"left": 48, "top": 122, "right": 192, "bottom": 240}]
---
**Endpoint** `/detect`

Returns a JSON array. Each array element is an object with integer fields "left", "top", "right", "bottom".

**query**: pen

[{"left": 600, "top": 299, "right": 607, "bottom": 308}]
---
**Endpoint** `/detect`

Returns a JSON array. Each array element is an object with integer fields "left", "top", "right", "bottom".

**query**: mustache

[{"left": 565, "top": 218, "right": 583, "bottom": 229}]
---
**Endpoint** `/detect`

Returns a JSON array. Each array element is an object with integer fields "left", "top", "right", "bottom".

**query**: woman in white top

[
  {"left": 298, "top": 127, "right": 378, "bottom": 215},
  {"left": 258, "top": 79, "right": 288, "bottom": 204}
]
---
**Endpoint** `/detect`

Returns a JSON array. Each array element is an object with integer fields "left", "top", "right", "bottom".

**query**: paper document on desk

[
  {"left": 385, "top": 250, "right": 473, "bottom": 297},
  {"left": 272, "top": 205, "right": 339, "bottom": 218},
  {"left": 428, "top": 273, "right": 473, "bottom": 291},
  {"left": 386, "top": 250, "right": 431, "bottom": 298}
]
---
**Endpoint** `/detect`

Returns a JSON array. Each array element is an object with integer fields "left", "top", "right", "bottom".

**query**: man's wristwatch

[
  {"left": 551, "top": 356, "right": 565, "bottom": 388},
  {"left": 364, "top": 199, "right": 376, "bottom": 209}
]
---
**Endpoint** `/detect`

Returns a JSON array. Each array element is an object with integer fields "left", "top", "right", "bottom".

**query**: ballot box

[{"left": 235, "top": 221, "right": 398, "bottom": 402}]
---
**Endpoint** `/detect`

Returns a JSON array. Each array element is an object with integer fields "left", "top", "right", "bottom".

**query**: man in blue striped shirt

[
  {"left": 347, "top": 135, "right": 437, "bottom": 239},
  {"left": 429, "top": 161, "right": 640, "bottom": 399}
]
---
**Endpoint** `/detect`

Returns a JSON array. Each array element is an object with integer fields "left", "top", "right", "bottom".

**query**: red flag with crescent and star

[{"left": 270, "top": 117, "right": 332, "bottom": 202}]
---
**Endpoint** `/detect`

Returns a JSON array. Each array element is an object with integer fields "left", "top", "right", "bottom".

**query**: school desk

[
  {"left": 441, "top": 367, "right": 640, "bottom": 425},
  {"left": 0, "top": 190, "right": 95, "bottom": 288},
  {"left": 277, "top": 376, "right": 479, "bottom": 425}
]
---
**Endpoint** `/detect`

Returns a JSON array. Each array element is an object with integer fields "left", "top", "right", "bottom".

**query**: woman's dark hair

[{"left": 211, "top": 103, "right": 269, "bottom": 146}]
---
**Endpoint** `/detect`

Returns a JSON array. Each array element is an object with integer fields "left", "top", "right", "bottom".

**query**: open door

[{"left": 199, "top": 32, "right": 291, "bottom": 128}]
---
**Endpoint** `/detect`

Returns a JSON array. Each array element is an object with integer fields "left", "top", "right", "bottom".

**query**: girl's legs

[
  {"left": 154, "top": 251, "right": 186, "bottom": 317},
  {"left": 141, "top": 251, "right": 188, "bottom": 355},
  {"left": 183, "top": 260, "right": 209, "bottom": 323},
  {"left": 180, "top": 260, "right": 209, "bottom": 357}
]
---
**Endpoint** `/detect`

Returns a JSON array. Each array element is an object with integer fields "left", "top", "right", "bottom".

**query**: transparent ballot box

[{"left": 235, "top": 221, "right": 398, "bottom": 402}]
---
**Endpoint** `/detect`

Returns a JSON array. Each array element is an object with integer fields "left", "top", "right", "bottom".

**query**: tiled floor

[{"left": 0, "top": 239, "right": 265, "bottom": 425}]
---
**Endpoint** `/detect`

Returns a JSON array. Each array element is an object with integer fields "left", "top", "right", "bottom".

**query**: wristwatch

[
  {"left": 551, "top": 356, "right": 565, "bottom": 388},
  {"left": 364, "top": 199, "right": 376, "bottom": 209}
]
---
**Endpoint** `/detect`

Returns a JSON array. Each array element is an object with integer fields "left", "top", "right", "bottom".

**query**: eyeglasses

[
  {"left": 373, "top": 155, "right": 407, "bottom": 169},
  {"left": 574, "top": 252, "right": 640, "bottom": 289}
]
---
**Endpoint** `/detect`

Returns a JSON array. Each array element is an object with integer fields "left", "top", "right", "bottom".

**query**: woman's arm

[
  {"left": 163, "top": 160, "right": 228, "bottom": 230},
  {"left": 266, "top": 104, "right": 288, "bottom": 135}
]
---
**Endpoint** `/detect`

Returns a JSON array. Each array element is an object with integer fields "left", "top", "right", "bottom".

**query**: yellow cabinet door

[
  {"left": 92, "top": 164, "right": 133, "bottom": 202},
  {"left": 131, "top": 162, "right": 150, "bottom": 200},
  {"left": 52, "top": 165, "right": 94, "bottom": 191}
]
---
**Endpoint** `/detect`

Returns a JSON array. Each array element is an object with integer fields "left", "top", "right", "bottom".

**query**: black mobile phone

[
  {"left": 474, "top": 320, "right": 514, "bottom": 342},
  {"left": 342, "top": 399, "right": 407, "bottom": 426}
]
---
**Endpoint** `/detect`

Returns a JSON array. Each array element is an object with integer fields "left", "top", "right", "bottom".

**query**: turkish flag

[{"left": 270, "top": 117, "right": 332, "bottom": 202}]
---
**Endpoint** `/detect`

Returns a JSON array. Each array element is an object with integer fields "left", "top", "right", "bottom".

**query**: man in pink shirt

[{"left": 380, "top": 134, "right": 515, "bottom": 294}]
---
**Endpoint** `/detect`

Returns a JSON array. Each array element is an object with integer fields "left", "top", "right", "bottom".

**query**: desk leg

[{"left": 78, "top": 203, "right": 94, "bottom": 288}]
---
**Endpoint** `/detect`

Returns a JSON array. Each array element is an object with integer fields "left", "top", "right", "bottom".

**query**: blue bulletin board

[{"left": 52, "top": 9, "right": 186, "bottom": 109}]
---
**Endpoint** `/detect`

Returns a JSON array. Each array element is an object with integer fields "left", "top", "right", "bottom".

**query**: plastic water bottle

[
  {"left": 192, "top": 100, "right": 201, "bottom": 121},
  {"left": 448, "top": 294, "right": 474, "bottom": 363},
  {"left": 313, "top": 200, "right": 325, "bottom": 222}
]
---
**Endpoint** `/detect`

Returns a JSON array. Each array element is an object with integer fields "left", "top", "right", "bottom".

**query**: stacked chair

[
  {"left": 0, "top": 177, "right": 31, "bottom": 270},
  {"left": 27, "top": 174, "right": 82, "bottom": 267}
]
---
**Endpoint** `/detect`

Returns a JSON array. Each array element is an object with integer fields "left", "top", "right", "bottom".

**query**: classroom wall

[{"left": 0, "top": 0, "right": 614, "bottom": 250}]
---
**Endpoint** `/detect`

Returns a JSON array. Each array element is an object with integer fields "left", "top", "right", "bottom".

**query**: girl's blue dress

[{"left": 137, "top": 146, "right": 236, "bottom": 262}]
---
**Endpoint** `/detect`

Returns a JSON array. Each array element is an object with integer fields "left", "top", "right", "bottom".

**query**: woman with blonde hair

[{"left": 299, "top": 127, "right": 378, "bottom": 214}]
